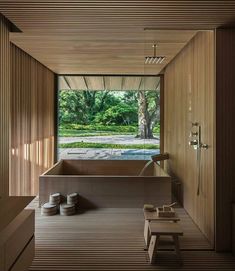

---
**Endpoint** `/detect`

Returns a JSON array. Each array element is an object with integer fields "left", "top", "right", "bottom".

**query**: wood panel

[
  {"left": 215, "top": 29, "right": 235, "bottom": 252},
  {"left": 39, "top": 160, "right": 171, "bottom": 208},
  {"left": 0, "top": 14, "right": 10, "bottom": 197},
  {"left": 0, "top": 207, "right": 35, "bottom": 271},
  {"left": 61, "top": 159, "right": 155, "bottom": 176},
  {"left": 28, "top": 201, "right": 235, "bottom": 271},
  {"left": 39, "top": 179, "right": 171, "bottom": 209},
  {"left": 0, "top": 196, "right": 34, "bottom": 232},
  {"left": 10, "top": 44, "right": 55, "bottom": 196},
  {"left": 9, "top": 30, "right": 196, "bottom": 75},
  {"left": 1, "top": 2, "right": 235, "bottom": 74},
  {"left": 60, "top": 76, "right": 160, "bottom": 91},
  {"left": 164, "top": 31, "right": 215, "bottom": 246}
]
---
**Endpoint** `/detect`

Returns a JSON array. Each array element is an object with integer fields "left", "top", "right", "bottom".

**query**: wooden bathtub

[{"left": 39, "top": 159, "right": 172, "bottom": 208}]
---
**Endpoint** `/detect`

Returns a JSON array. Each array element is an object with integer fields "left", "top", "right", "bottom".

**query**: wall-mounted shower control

[
  {"left": 189, "top": 122, "right": 208, "bottom": 150},
  {"left": 189, "top": 122, "right": 209, "bottom": 196},
  {"left": 191, "top": 132, "right": 198, "bottom": 136}
]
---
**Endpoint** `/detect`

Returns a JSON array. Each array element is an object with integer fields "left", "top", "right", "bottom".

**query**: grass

[
  {"left": 59, "top": 124, "right": 160, "bottom": 137},
  {"left": 59, "top": 129, "right": 134, "bottom": 137},
  {"left": 60, "top": 124, "right": 139, "bottom": 133},
  {"left": 59, "top": 142, "right": 159, "bottom": 149}
]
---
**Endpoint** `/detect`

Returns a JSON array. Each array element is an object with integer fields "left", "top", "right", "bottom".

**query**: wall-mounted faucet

[
  {"left": 189, "top": 122, "right": 208, "bottom": 150},
  {"left": 189, "top": 122, "right": 208, "bottom": 196}
]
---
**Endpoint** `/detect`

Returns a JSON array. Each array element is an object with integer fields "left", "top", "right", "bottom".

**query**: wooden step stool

[
  {"left": 143, "top": 209, "right": 180, "bottom": 247},
  {"left": 148, "top": 221, "right": 183, "bottom": 264}
]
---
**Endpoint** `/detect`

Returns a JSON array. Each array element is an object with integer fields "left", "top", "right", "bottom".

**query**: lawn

[
  {"left": 59, "top": 142, "right": 159, "bottom": 149},
  {"left": 59, "top": 124, "right": 160, "bottom": 137}
]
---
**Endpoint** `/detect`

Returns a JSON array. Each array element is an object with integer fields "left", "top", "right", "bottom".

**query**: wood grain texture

[
  {"left": 164, "top": 31, "right": 215, "bottom": 246},
  {"left": 0, "top": 196, "right": 34, "bottom": 232},
  {"left": 0, "top": 209, "right": 35, "bottom": 271},
  {"left": 215, "top": 29, "right": 235, "bottom": 252},
  {"left": 39, "top": 160, "right": 172, "bottom": 208},
  {"left": 60, "top": 75, "right": 160, "bottom": 91},
  {"left": 8, "top": 29, "right": 196, "bottom": 75},
  {"left": 10, "top": 44, "right": 55, "bottom": 196},
  {"left": 29, "top": 201, "right": 235, "bottom": 271},
  {"left": 0, "top": 0, "right": 235, "bottom": 75},
  {"left": 60, "top": 159, "right": 155, "bottom": 176},
  {"left": 0, "top": 14, "right": 10, "bottom": 197}
]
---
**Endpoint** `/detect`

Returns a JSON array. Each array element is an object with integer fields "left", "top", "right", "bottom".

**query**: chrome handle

[{"left": 189, "top": 140, "right": 198, "bottom": 146}]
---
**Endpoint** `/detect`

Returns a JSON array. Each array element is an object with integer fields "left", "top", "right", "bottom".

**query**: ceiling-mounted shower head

[{"left": 145, "top": 44, "right": 165, "bottom": 64}]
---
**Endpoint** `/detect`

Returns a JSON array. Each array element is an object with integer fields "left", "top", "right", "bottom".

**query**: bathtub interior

[{"left": 44, "top": 159, "right": 169, "bottom": 177}]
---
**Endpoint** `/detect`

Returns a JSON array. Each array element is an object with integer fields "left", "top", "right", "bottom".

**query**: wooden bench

[
  {"left": 148, "top": 221, "right": 183, "bottom": 264},
  {"left": 143, "top": 209, "right": 180, "bottom": 247}
]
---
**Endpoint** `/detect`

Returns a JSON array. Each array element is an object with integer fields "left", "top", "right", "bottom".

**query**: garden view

[{"left": 58, "top": 89, "right": 160, "bottom": 160}]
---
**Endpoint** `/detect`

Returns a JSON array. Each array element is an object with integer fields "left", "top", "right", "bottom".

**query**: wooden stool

[
  {"left": 143, "top": 209, "right": 180, "bottom": 247},
  {"left": 148, "top": 221, "right": 183, "bottom": 264}
]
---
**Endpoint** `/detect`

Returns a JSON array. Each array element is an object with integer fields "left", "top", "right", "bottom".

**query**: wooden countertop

[{"left": 0, "top": 196, "right": 35, "bottom": 232}]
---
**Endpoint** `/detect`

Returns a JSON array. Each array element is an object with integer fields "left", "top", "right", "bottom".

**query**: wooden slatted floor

[{"left": 27, "top": 205, "right": 235, "bottom": 270}]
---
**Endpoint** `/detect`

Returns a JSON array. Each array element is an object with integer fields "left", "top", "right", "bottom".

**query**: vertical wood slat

[
  {"left": 164, "top": 31, "right": 215, "bottom": 246},
  {"left": 0, "top": 14, "right": 10, "bottom": 197},
  {"left": 10, "top": 44, "right": 55, "bottom": 196},
  {"left": 215, "top": 29, "right": 235, "bottom": 252}
]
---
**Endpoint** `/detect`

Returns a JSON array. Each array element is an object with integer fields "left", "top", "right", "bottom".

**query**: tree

[
  {"left": 137, "top": 90, "right": 160, "bottom": 139},
  {"left": 94, "top": 103, "right": 137, "bottom": 125},
  {"left": 59, "top": 90, "right": 87, "bottom": 124}
]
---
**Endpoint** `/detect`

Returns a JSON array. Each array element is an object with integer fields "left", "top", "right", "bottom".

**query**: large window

[{"left": 57, "top": 76, "right": 160, "bottom": 160}]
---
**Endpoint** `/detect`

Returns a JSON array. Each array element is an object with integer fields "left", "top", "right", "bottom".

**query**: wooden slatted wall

[
  {"left": 164, "top": 31, "right": 215, "bottom": 246},
  {"left": 0, "top": 14, "right": 10, "bottom": 197},
  {"left": 215, "top": 29, "right": 235, "bottom": 252},
  {"left": 10, "top": 44, "right": 55, "bottom": 196}
]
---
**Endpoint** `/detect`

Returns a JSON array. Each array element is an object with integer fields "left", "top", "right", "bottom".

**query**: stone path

[
  {"left": 59, "top": 135, "right": 159, "bottom": 145},
  {"left": 58, "top": 135, "right": 160, "bottom": 160},
  {"left": 58, "top": 148, "right": 160, "bottom": 160}
]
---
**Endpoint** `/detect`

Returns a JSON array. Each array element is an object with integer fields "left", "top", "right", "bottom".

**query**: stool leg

[
  {"left": 173, "top": 235, "right": 182, "bottom": 263},
  {"left": 148, "top": 235, "right": 160, "bottom": 264},
  {"left": 144, "top": 220, "right": 150, "bottom": 247}
]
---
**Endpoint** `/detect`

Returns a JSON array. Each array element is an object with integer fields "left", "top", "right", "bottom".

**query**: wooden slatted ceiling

[
  {"left": 59, "top": 76, "right": 160, "bottom": 91},
  {"left": 1, "top": 1, "right": 235, "bottom": 74},
  {"left": 5, "top": 1, "right": 231, "bottom": 74},
  {"left": 7, "top": 30, "right": 197, "bottom": 75}
]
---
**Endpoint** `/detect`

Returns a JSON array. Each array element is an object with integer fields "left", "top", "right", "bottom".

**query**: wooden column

[
  {"left": 215, "top": 29, "right": 235, "bottom": 251},
  {"left": 0, "top": 14, "right": 10, "bottom": 197}
]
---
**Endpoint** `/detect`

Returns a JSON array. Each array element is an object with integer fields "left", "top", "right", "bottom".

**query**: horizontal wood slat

[
  {"left": 0, "top": 1, "right": 234, "bottom": 74},
  {"left": 10, "top": 44, "right": 55, "bottom": 196},
  {"left": 26, "top": 201, "right": 235, "bottom": 271}
]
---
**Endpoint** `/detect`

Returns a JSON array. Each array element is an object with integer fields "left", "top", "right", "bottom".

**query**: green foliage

[
  {"left": 153, "top": 123, "right": 160, "bottom": 134},
  {"left": 59, "top": 141, "right": 159, "bottom": 149},
  {"left": 59, "top": 124, "right": 138, "bottom": 133},
  {"left": 58, "top": 89, "right": 160, "bottom": 138},
  {"left": 94, "top": 104, "right": 137, "bottom": 125}
]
